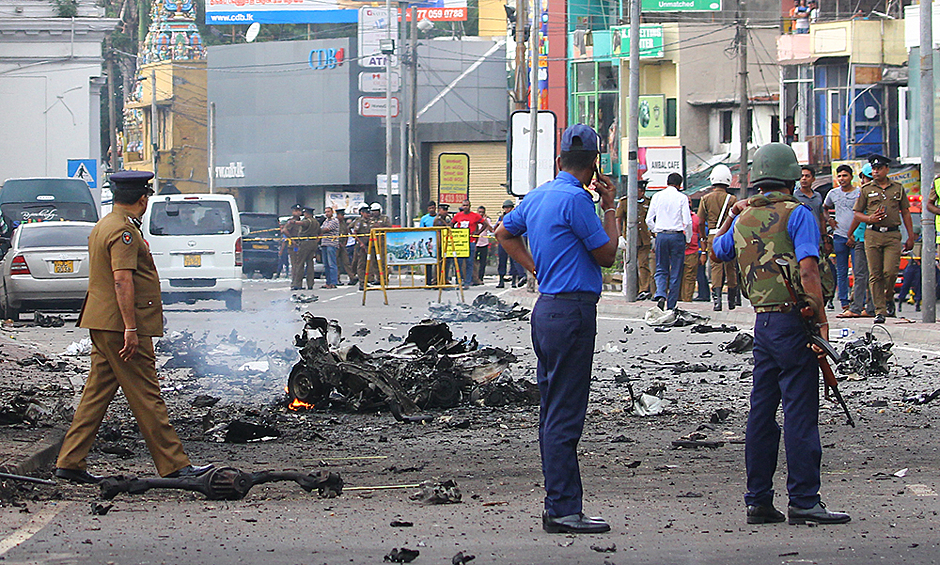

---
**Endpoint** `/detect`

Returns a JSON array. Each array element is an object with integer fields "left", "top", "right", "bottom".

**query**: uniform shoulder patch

[{"left": 121, "top": 231, "right": 134, "bottom": 245}]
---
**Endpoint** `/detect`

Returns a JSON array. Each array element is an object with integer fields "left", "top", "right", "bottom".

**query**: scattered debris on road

[
  {"left": 33, "top": 312, "right": 64, "bottom": 328},
  {"left": 838, "top": 328, "right": 893, "bottom": 379},
  {"left": 428, "top": 293, "right": 529, "bottom": 323},
  {"left": 63, "top": 338, "right": 92, "bottom": 356},
  {"left": 384, "top": 548, "right": 420, "bottom": 563},
  {"left": 721, "top": 332, "right": 754, "bottom": 354},
  {"left": 409, "top": 479, "right": 462, "bottom": 504},
  {"left": 98, "top": 467, "right": 343, "bottom": 500}
]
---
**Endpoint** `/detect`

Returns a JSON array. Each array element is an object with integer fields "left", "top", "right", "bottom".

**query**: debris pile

[
  {"left": 428, "top": 292, "right": 530, "bottom": 323},
  {"left": 287, "top": 314, "right": 533, "bottom": 415},
  {"left": 644, "top": 307, "right": 710, "bottom": 328},
  {"left": 837, "top": 329, "right": 893, "bottom": 379}
]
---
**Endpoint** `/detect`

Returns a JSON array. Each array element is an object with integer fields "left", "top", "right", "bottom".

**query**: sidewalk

[{"left": 505, "top": 287, "right": 940, "bottom": 349}]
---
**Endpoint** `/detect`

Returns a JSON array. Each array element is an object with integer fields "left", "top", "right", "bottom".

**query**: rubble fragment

[
  {"left": 410, "top": 479, "right": 462, "bottom": 504},
  {"left": 721, "top": 332, "right": 754, "bottom": 354},
  {"left": 224, "top": 420, "right": 281, "bottom": 443},
  {"left": 591, "top": 543, "right": 617, "bottom": 553},
  {"left": 710, "top": 409, "right": 732, "bottom": 424},
  {"left": 99, "top": 467, "right": 343, "bottom": 500},
  {"left": 290, "top": 294, "right": 318, "bottom": 304},
  {"left": 690, "top": 323, "right": 738, "bottom": 334},
  {"left": 352, "top": 328, "right": 371, "bottom": 337},
  {"left": 389, "top": 520, "right": 413, "bottom": 527},
  {"left": 191, "top": 394, "right": 220, "bottom": 408},
  {"left": 90, "top": 503, "right": 113, "bottom": 515},
  {"left": 428, "top": 292, "right": 529, "bottom": 323},
  {"left": 34, "top": 312, "right": 64, "bottom": 328},
  {"left": 903, "top": 388, "right": 940, "bottom": 405},
  {"left": 452, "top": 551, "right": 476, "bottom": 564},
  {"left": 384, "top": 548, "right": 420, "bottom": 563},
  {"left": 644, "top": 307, "right": 709, "bottom": 327},
  {"left": 63, "top": 338, "right": 92, "bottom": 356}
]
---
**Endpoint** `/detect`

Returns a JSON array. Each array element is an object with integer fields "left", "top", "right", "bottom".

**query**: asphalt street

[{"left": 0, "top": 276, "right": 938, "bottom": 565}]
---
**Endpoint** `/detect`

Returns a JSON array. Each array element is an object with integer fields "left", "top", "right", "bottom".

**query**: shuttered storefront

[{"left": 429, "top": 142, "right": 510, "bottom": 218}]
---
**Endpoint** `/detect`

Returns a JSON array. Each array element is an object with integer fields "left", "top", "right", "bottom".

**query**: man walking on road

[
  {"left": 646, "top": 172, "right": 692, "bottom": 311},
  {"left": 495, "top": 124, "right": 618, "bottom": 535},
  {"left": 712, "top": 142, "right": 850, "bottom": 526},
  {"left": 55, "top": 171, "right": 211, "bottom": 484},
  {"left": 852, "top": 154, "right": 915, "bottom": 323},
  {"left": 698, "top": 165, "right": 738, "bottom": 311},
  {"left": 824, "top": 165, "right": 860, "bottom": 314},
  {"left": 616, "top": 179, "right": 653, "bottom": 300}
]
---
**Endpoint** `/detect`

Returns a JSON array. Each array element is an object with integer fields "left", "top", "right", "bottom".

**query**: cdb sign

[{"left": 309, "top": 48, "right": 344, "bottom": 70}]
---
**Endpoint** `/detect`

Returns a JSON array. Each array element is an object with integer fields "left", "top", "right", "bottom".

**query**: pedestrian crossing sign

[{"left": 67, "top": 159, "right": 97, "bottom": 188}]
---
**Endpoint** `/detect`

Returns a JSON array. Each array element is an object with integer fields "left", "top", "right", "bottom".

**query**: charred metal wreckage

[{"left": 287, "top": 313, "right": 537, "bottom": 415}]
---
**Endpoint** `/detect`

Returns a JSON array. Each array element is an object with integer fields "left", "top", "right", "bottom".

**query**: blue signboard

[{"left": 67, "top": 159, "right": 97, "bottom": 189}]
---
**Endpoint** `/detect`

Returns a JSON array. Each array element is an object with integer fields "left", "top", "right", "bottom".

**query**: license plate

[
  {"left": 53, "top": 260, "right": 73, "bottom": 274},
  {"left": 251, "top": 244, "right": 267, "bottom": 249},
  {"left": 183, "top": 254, "right": 201, "bottom": 267}
]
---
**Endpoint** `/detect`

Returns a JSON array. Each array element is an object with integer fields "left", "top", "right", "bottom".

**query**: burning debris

[
  {"left": 98, "top": 467, "right": 343, "bottom": 501},
  {"left": 837, "top": 328, "right": 893, "bottom": 379},
  {"left": 428, "top": 293, "right": 529, "bottom": 323},
  {"left": 286, "top": 314, "right": 533, "bottom": 415}
]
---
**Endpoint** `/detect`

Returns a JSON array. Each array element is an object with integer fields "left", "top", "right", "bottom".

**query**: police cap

[
  {"left": 290, "top": 204, "right": 302, "bottom": 211},
  {"left": 867, "top": 154, "right": 891, "bottom": 168},
  {"left": 358, "top": 204, "right": 370, "bottom": 212},
  {"left": 335, "top": 208, "right": 346, "bottom": 214},
  {"left": 303, "top": 207, "right": 315, "bottom": 214},
  {"left": 110, "top": 170, "right": 154, "bottom": 194},
  {"left": 502, "top": 199, "right": 514, "bottom": 208},
  {"left": 439, "top": 203, "right": 450, "bottom": 210}
]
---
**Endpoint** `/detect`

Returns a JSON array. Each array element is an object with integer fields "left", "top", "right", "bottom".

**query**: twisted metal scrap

[{"left": 99, "top": 467, "right": 343, "bottom": 500}]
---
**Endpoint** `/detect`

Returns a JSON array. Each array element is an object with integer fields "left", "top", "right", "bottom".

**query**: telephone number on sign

[{"left": 414, "top": 7, "right": 467, "bottom": 21}]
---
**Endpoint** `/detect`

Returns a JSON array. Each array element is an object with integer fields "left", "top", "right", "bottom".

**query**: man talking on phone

[{"left": 496, "top": 124, "right": 618, "bottom": 534}]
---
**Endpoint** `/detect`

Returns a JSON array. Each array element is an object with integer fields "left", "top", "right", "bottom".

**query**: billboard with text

[{"left": 206, "top": 0, "right": 466, "bottom": 25}]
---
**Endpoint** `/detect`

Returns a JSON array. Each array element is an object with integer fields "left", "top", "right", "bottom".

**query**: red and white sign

[
  {"left": 359, "top": 71, "right": 401, "bottom": 93},
  {"left": 407, "top": 6, "right": 467, "bottom": 21},
  {"left": 359, "top": 96, "right": 400, "bottom": 118}
]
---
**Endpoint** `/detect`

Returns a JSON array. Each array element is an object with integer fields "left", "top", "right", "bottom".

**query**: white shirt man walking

[{"left": 646, "top": 172, "right": 692, "bottom": 310}]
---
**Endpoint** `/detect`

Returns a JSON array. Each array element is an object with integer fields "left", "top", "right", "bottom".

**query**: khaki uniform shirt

[
  {"left": 698, "top": 187, "right": 738, "bottom": 231},
  {"left": 615, "top": 197, "right": 652, "bottom": 246},
  {"left": 852, "top": 179, "right": 909, "bottom": 228},
  {"left": 283, "top": 216, "right": 305, "bottom": 239},
  {"left": 298, "top": 217, "right": 320, "bottom": 248},
  {"left": 351, "top": 216, "right": 373, "bottom": 247},
  {"left": 371, "top": 214, "right": 391, "bottom": 229},
  {"left": 78, "top": 210, "right": 163, "bottom": 337}
]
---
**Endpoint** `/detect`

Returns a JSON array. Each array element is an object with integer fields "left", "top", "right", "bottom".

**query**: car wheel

[
  {"left": 225, "top": 292, "right": 242, "bottom": 311},
  {"left": 262, "top": 269, "right": 275, "bottom": 279}
]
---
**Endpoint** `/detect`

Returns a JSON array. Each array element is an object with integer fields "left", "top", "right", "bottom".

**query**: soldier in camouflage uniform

[{"left": 712, "top": 143, "right": 851, "bottom": 527}]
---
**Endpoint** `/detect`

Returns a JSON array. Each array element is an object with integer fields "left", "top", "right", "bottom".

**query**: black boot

[
  {"left": 712, "top": 288, "right": 722, "bottom": 312},
  {"left": 727, "top": 287, "right": 737, "bottom": 310},
  {"left": 496, "top": 276, "right": 505, "bottom": 289}
]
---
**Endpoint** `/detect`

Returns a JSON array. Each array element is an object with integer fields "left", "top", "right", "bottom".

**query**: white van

[{"left": 142, "top": 194, "right": 243, "bottom": 310}]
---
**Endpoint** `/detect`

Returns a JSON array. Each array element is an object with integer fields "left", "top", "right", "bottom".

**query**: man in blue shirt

[
  {"left": 495, "top": 124, "right": 618, "bottom": 534},
  {"left": 712, "top": 143, "right": 850, "bottom": 526},
  {"left": 419, "top": 201, "right": 437, "bottom": 284}
]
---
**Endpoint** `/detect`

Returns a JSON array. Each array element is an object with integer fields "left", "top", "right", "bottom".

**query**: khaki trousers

[
  {"left": 291, "top": 242, "right": 318, "bottom": 289},
  {"left": 338, "top": 244, "right": 356, "bottom": 279},
  {"left": 707, "top": 234, "right": 737, "bottom": 289},
  {"left": 681, "top": 253, "right": 699, "bottom": 302},
  {"left": 57, "top": 331, "right": 190, "bottom": 477},
  {"left": 865, "top": 230, "right": 902, "bottom": 315},
  {"left": 637, "top": 244, "right": 652, "bottom": 293}
]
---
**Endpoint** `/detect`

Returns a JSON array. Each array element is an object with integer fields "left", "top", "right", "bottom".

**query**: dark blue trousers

[
  {"left": 531, "top": 295, "right": 597, "bottom": 517},
  {"left": 654, "top": 232, "right": 686, "bottom": 309},
  {"left": 745, "top": 311, "right": 822, "bottom": 510}
]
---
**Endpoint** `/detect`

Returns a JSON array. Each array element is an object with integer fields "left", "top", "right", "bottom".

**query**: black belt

[
  {"left": 541, "top": 292, "right": 600, "bottom": 304},
  {"left": 868, "top": 225, "right": 899, "bottom": 233},
  {"left": 657, "top": 230, "right": 684, "bottom": 234}
]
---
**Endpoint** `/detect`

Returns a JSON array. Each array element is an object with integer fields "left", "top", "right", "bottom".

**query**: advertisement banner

[
  {"left": 641, "top": 0, "right": 721, "bottom": 11},
  {"left": 385, "top": 229, "right": 438, "bottom": 265},
  {"left": 326, "top": 191, "right": 366, "bottom": 212},
  {"left": 611, "top": 24, "right": 665, "bottom": 59},
  {"left": 438, "top": 153, "right": 470, "bottom": 205},
  {"left": 441, "top": 228, "right": 470, "bottom": 258},
  {"left": 206, "top": 0, "right": 466, "bottom": 26},
  {"left": 638, "top": 95, "right": 665, "bottom": 138}
]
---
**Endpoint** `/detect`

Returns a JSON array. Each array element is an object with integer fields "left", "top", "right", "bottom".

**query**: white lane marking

[
  {"left": 329, "top": 291, "right": 359, "bottom": 301},
  {"left": 895, "top": 345, "right": 940, "bottom": 356},
  {"left": 598, "top": 315, "right": 647, "bottom": 323},
  {"left": 0, "top": 503, "right": 66, "bottom": 557}
]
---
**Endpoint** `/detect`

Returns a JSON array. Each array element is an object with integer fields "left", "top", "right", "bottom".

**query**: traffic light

[{"left": 504, "top": 5, "right": 531, "bottom": 42}]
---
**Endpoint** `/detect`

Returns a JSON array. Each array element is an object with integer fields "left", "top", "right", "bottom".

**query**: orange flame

[{"left": 288, "top": 398, "right": 314, "bottom": 411}]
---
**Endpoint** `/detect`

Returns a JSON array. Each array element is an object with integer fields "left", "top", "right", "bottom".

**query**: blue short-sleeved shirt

[
  {"left": 713, "top": 201, "right": 820, "bottom": 263},
  {"left": 502, "top": 172, "right": 610, "bottom": 294},
  {"left": 419, "top": 214, "right": 435, "bottom": 228}
]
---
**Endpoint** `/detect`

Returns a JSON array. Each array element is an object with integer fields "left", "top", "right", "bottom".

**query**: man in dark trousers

[
  {"left": 496, "top": 124, "right": 617, "bottom": 534},
  {"left": 55, "top": 171, "right": 211, "bottom": 483},
  {"left": 712, "top": 143, "right": 850, "bottom": 526}
]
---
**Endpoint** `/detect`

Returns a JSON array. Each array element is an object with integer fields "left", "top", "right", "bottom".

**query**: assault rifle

[{"left": 774, "top": 258, "right": 855, "bottom": 427}]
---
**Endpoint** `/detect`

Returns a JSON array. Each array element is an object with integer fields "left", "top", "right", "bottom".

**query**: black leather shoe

[
  {"left": 54, "top": 467, "right": 104, "bottom": 484},
  {"left": 656, "top": 297, "right": 666, "bottom": 311},
  {"left": 787, "top": 502, "right": 851, "bottom": 525},
  {"left": 746, "top": 504, "right": 785, "bottom": 524},
  {"left": 636, "top": 291, "right": 651, "bottom": 301},
  {"left": 166, "top": 464, "right": 214, "bottom": 478},
  {"left": 874, "top": 314, "right": 886, "bottom": 324},
  {"left": 542, "top": 512, "right": 611, "bottom": 534}
]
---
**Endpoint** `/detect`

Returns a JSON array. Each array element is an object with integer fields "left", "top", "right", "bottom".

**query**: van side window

[{"left": 149, "top": 202, "right": 235, "bottom": 236}]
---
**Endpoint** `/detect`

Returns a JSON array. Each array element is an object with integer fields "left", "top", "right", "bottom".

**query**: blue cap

[
  {"left": 861, "top": 163, "right": 873, "bottom": 178},
  {"left": 560, "top": 124, "right": 600, "bottom": 153},
  {"left": 110, "top": 170, "right": 154, "bottom": 191}
]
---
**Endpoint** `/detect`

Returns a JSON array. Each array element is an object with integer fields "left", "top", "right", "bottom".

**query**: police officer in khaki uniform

[
  {"left": 55, "top": 171, "right": 212, "bottom": 484},
  {"left": 616, "top": 180, "right": 653, "bottom": 299},
  {"left": 367, "top": 202, "right": 391, "bottom": 286},
  {"left": 293, "top": 207, "right": 321, "bottom": 290},
  {"left": 351, "top": 204, "right": 374, "bottom": 290},
  {"left": 281, "top": 204, "right": 305, "bottom": 290},
  {"left": 335, "top": 209, "right": 357, "bottom": 284},
  {"left": 698, "top": 164, "right": 739, "bottom": 311},
  {"left": 852, "top": 154, "right": 915, "bottom": 323}
]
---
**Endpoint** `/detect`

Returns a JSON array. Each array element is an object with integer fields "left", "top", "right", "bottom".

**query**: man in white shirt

[{"left": 646, "top": 172, "right": 692, "bottom": 310}]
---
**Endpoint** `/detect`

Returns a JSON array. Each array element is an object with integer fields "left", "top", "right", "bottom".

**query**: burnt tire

[{"left": 288, "top": 363, "right": 327, "bottom": 405}]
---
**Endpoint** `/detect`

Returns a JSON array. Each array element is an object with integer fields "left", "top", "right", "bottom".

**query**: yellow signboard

[
  {"left": 441, "top": 228, "right": 470, "bottom": 258},
  {"left": 438, "top": 153, "right": 470, "bottom": 205}
]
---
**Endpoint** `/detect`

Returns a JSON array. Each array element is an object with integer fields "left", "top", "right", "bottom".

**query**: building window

[
  {"left": 720, "top": 110, "right": 733, "bottom": 144},
  {"left": 666, "top": 98, "right": 677, "bottom": 137}
]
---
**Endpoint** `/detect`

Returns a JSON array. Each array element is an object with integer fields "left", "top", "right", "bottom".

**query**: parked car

[
  {"left": 0, "top": 177, "right": 99, "bottom": 256},
  {"left": 142, "top": 194, "right": 243, "bottom": 310},
  {"left": 239, "top": 212, "right": 281, "bottom": 278},
  {"left": 0, "top": 221, "right": 95, "bottom": 320}
]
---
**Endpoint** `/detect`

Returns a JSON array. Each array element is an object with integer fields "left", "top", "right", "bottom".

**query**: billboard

[
  {"left": 206, "top": 0, "right": 466, "bottom": 25},
  {"left": 438, "top": 153, "right": 469, "bottom": 205}
]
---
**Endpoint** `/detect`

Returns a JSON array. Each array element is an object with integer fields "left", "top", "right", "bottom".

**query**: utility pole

[
  {"left": 625, "top": 0, "right": 640, "bottom": 301},
  {"left": 208, "top": 102, "right": 216, "bottom": 194},
  {"left": 106, "top": 40, "right": 118, "bottom": 173},
  {"left": 409, "top": 12, "right": 418, "bottom": 216},
  {"left": 513, "top": 0, "right": 527, "bottom": 111},
  {"left": 385, "top": 0, "right": 394, "bottom": 218},
  {"left": 527, "top": 0, "right": 538, "bottom": 191},
  {"left": 399, "top": 2, "right": 408, "bottom": 225},
  {"left": 151, "top": 68, "right": 159, "bottom": 194},
  {"left": 736, "top": 0, "right": 749, "bottom": 197},
  {"left": 920, "top": 0, "right": 936, "bottom": 323}
]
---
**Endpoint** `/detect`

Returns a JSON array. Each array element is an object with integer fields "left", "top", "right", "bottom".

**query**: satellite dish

[{"left": 246, "top": 22, "right": 260, "bottom": 43}]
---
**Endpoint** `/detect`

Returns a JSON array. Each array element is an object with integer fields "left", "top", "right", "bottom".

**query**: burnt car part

[
  {"left": 0, "top": 472, "right": 56, "bottom": 486},
  {"left": 99, "top": 467, "right": 343, "bottom": 500},
  {"left": 837, "top": 326, "right": 893, "bottom": 379}
]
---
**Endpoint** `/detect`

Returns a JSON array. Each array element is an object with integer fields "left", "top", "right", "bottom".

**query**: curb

[{"left": 0, "top": 429, "right": 66, "bottom": 477}]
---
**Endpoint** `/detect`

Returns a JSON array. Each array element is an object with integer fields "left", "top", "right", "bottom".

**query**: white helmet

[
  {"left": 370, "top": 202, "right": 382, "bottom": 212},
  {"left": 709, "top": 164, "right": 733, "bottom": 187}
]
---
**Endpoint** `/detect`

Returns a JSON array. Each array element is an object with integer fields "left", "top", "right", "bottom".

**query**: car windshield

[
  {"left": 1, "top": 202, "right": 98, "bottom": 226},
  {"left": 240, "top": 214, "right": 279, "bottom": 237},
  {"left": 17, "top": 224, "right": 94, "bottom": 248},
  {"left": 149, "top": 201, "right": 235, "bottom": 236}
]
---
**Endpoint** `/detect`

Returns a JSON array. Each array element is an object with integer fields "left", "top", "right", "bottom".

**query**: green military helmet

[{"left": 750, "top": 143, "right": 802, "bottom": 185}]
